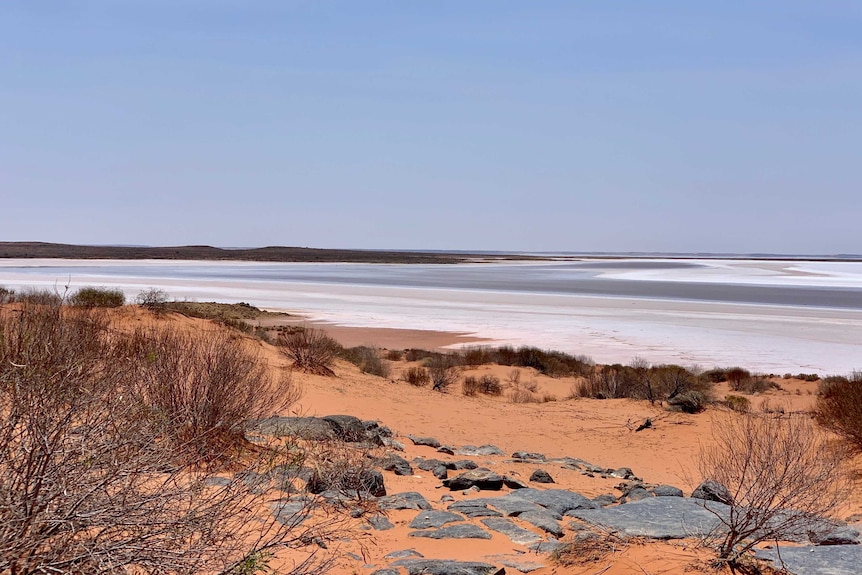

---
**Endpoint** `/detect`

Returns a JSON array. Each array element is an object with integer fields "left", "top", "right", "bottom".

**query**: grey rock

[
  {"left": 456, "top": 445, "right": 505, "bottom": 456},
  {"left": 570, "top": 496, "right": 726, "bottom": 539},
  {"left": 322, "top": 414, "right": 367, "bottom": 442},
  {"left": 391, "top": 559, "right": 503, "bottom": 575},
  {"left": 755, "top": 544, "right": 862, "bottom": 575},
  {"left": 514, "top": 488, "right": 598, "bottom": 516},
  {"left": 407, "top": 435, "right": 441, "bottom": 448},
  {"left": 371, "top": 570, "right": 400, "bottom": 575},
  {"left": 529, "top": 469, "right": 555, "bottom": 484},
  {"left": 384, "top": 549, "right": 424, "bottom": 559},
  {"left": 409, "top": 524, "right": 492, "bottom": 540},
  {"left": 651, "top": 485, "right": 684, "bottom": 498},
  {"left": 380, "top": 454, "right": 414, "bottom": 476},
  {"left": 503, "top": 476, "right": 529, "bottom": 489},
  {"left": 440, "top": 494, "right": 455, "bottom": 502},
  {"left": 512, "top": 451, "right": 546, "bottom": 461},
  {"left": 610, "top": 467, "right": 636, "bottom": 480},
  {"left": 382, "top": 437, "right": 405, "bottom": 451},
  {"left": 483, "top": 494, "right": 550, "bottom": 517},
  {"left": 481, "top": 517, "right": 543, "bottom": 545},
  {"left": 463, "top": 486, "right": 481, "bottom": 495},
  {"left": 443, "top": 469, "right": 505, "bottom": 491},
  {"left": 448, "top": 500, "right": 504, "bottom": 518},
  {"left": 349, "top": 508, "right": 364, "bottom": 518},
  {"left": 414, "top": 458, "right": 444, "bottom": 471},
  {"left": 408, "top": 510, "right": 465, "bottom": 529},
  {"left": 448, "top": 460, "right": 479, "bottom": 470},
  {"left": 691, "top": 480, "right": 732, "bottom": 504},
  {"left": 204, "top": 476, "right": 232, "bottom": 487},
  {"left": 517, "top": 510, "right": 564, "bottom": 538},
  {"left": 527, "top": 540, "right": 566, "bottom": 553},
  {"left": 624, "top": 487, "right": 653, "bottom": 502},
  {"left": 488, "top": 555, "right": 546, "bottom": 573},
  {"left": 378, "top": 491, "right": 432, "bottom": 511},
  {"left": 437, "top": 446, "right": 456, "bottom": 455},
  {"left": 305, "top": 468, "right": 385, "bottom": 497},
  {"left": 346, "top": 552, "right": 363, "bottom": 561},
  {"left": 270, "top": 498, "right": 311, "bottom": 526},
  {"left": 432, "top": 465, "right": 448, "bottom": 479},
  {"left": 592, "top": 494, "right": 617, "bottom": 507},
  {"left": 367, "top": 514, "right": 394, "bottom": 531},
  {"left": 810, "top": 525, "right": 861, "bottom": 546}
]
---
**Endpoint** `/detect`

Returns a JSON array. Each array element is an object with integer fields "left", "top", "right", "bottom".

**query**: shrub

[
  {"left": 404, "top": 348, "right": 436, "bottom": 362},
  {"left": 702, "top": 368, "right": 728, "bottom": 383},
  {"left": 69, "top": 286, "right": 125, "bottom": 308},
  {"left": 725, "top": 367, "right": 751, "bottom": 391},
  {"left": 401, "top": 366, "right": 430, "bottom": 387},
  {"left": 427, "top": 354, "right": 459, "bottom": 392},
  {"left": 815, "top": 371, "right": 862, "bottom": 451},
  {"left": 508, "top": 388, "right": 540, "bottom": 404},
  {"left": 14, "top": 288, "right": 62, "bottom": 306},
  {"left": 724, "top": 394, "right": 751, "bottom": 413},
  {"left": 340, "top": 346, "right": 391, "bottom": 378},
  {"left": 666, "top": 390, "right": 707, "bottom": 413},
  {"left": 576, "top": 361, "right": 711, "bottom": 404},
  {"left": 732, "top": 376, "right": 778, "bottom": 394},
  {"left": 0, "top": 286, "right": 15, "bottom": 303},
  {"left": 478, "top": 374, "right": 502, "bottom": 395},
  {"left": 385, "top": 349, "right": 403, "bottom": 361},
  {"left": 277, "top": 327, "right": 341, "bottom": 376},
  {"left": 797, "top": 372, "right": 820, "bottom": 382},
  {"left": 698, "top": 412, "right": 848, "bottom": 564},
  {"left": 136, "top": 287, "right": 169, "bottom": 312},
  {"left": 462, "top": 376, "right": 481, "bottom": 396}
]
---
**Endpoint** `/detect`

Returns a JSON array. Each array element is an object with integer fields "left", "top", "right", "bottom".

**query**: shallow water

[{"left": 2, "top": 258, "right": 861, "bottom": 374}]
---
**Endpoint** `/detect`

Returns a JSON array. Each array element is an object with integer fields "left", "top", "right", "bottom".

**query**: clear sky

[{"left": 2, "top": 1, "right": 860, "bottom": 254}]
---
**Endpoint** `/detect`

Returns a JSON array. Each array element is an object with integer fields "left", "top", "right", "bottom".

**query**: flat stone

[
  {"left": 570, "top": 496, "right": 726, "bottom": 539},
  {"left": 384, "top": 549, "right": 425, "bottom": 559},
  {"left": 408, "top": 510, "right": 465, "bottom": 529},
  {"left": 448, "top": 500, "right": 504, "bottom": 518},
  {"left": 255, "top": 416, "right": 335, "bottom": 440},
  {"left": 512, "top": 451, "right": 546, "bottom": 461},
  {"left": 514, "top": 488, "right": 598, "bottom": 516},
  {"left": 755, "top": 545, "right": 862, "bottom": 575},
  {"left": 483, "top": 494, "right": 550, "bottom": 517},
  {"left": 651, "top": 485, "right": 684, "bottom": 497},
  {"left": 370, "top": 570, "right": 400, "bottom": 575},
  {"left": 408, "top": 435, "right": 441, "bottom": 448},
  {"left": 481, "top": 517, "right": 543, "bottom": 545},
  {"left": 270, "top": 498, "right": 311, "bottom": 526},
  {"left": 488, "top": 555, "right": 546, "bottom": 573},
  {"left": 610, "top": 467, "right": 636, "bottom": 479},
  {"left": 527, "top": 540, "right": 566, "bottom": 553},
  {"left": 380, "top": 454, "right": 414, "bottom": 476},
  {"left": 378, "top": 491, "right": 433, "bottom": 511},
  {"left": 391, "top": 559, "right": 503, "bottom": 575},
  {"left": 456, "top": 445, "right": 505, "bottom": 456},
  {"left": 447, "top": 460, "right": 479, "bottom": 470},
  {"left": 503, "top": 476, "right": 529, "bottom": 489},
  {"left": 624, "top": 486, "right": 653, "bottom": 502},
  {"left": 691, "top": 480, "right": 732, "bottom": 504},
  {"left": 408, "top": 524, "right": 492, "bottom": 540},
  {"left": 517, "top": 510, "right": 564, "bottom": 538},
  {"left": 437, "top": 446, "right": 456, "bottom": 455},
  {"left": 367, "top": 514, "right": 394, "bottom": 530},
  {"left": 809, "top": 525, "right": 861, "bottom": 546},
  {"left": 443, "top": 469, "right": 505, "bottom": 491},
  {"left": 322, "top": 415, "right": 367, "bottom": 442},
  {"left": 592, "top": 494, "right": 617, "bottom": 507}
]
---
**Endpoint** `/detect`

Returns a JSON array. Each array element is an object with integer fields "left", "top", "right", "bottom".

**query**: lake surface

[{"left": 2, "top": 258, "right": 861, "bottom": 374}]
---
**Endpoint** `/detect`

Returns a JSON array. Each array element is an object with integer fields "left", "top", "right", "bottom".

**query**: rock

[
  {"left": 367, "top": 514, "right": 394, "bottom": 531},
  {"left": 408, "top": 510, "right": 465, "bottom": 529},
  {"left": 651, "top": 485, "right": 684, "bottom": 498},
  {"left": 512, "top": 451, "right": 546, "bottom": 461},
  {"left": 408, "top": 435, "right": 441, "bottom": 448},
  {"left": 270, "top": 499, "right": 311, "bottom": 526},
  {"left": 382, "top": 437, "right": 405, "bottom": 451},
  {"left": 755, "top": 544, "right": 862, "bottom": 575},
  {"left": 437, "top": 446, "right": 456, "bottom": 455},
  {"left": 440, "top": 494, "right": 454, "bottom": 503},
  {"left": 432, "top": 465, "right": 448, "bottom": 479},
  {"left": 322, "top": 415, "right": 367, "bottom": 442},
  {"left": 527, "top": 540, "right": 566, "bottom": 553},
  {"left": 448, "top": 500, "right": 504, "bottom": 518},
  {"left": 517, "top": 510, "right": 564, "bottom": 537},
  {"left": 391, "top": 559, "right": 503, "bottom": 575},
  {"left": 414, "top": 458, "right": 444, "bottom": 471},
  {"left": 483, "top": 494, "right": 550, "bottom": 517},
  {"left": 592, "top": 494, "right": 617, "bottom": 507},
  {"left": 254, "top": 416, "right": 335, "bottom": 440},
  {"left": 380, "top": 454, "right": 414, "bottom": 476},
  {"left": 481, "top": 517, "right": 543, "bottom": 545},
  {"left": 624, "top": 486, "right": 653, "bottom": 502},
  {"left": 691, "top": 480, "right": 733, "bottom": 504},
  {"left": 463, "top": 486, "right": 481, "bottom": 495},
  {"left": 204, "top": 476, "right": 232, "bottom": 488},
  {"left": 810, "top": 525, "right": 861, "bottom": 546},
  {"left": 529, "top": 469, "right": 555, "bottom": 484},
  {"left": 503, "top": 476, "right": 529, "bottom": 489},
  {"left": 514, "top": 488, "right": 598, "bottom": 516},
  {"left": 448, "top": 460, "right": 479, "bottom": 470},
  {"left": 443, "top": 469, "right": 505, "bottom": 491},
  {"left": 370, "top": 570, "right": 399, "bottom": 575},
  {"left": 489, "top": 555, "right": 545, "bottom": 573},
  {"left": 409, "top": 524, "right": 492, "bottom": 540},
  {"left": 361, "top": 470, "right": 387, "bottom": 497},
  {"left": 378, "top": 491, "right": 433, "bottom": 511},
  {"left": 570, "top": 496, "right": 727, "bottom": 540},
  {"left": 384, "top": 549, "right": 425, "bottom": 559},
  {"left": 610, "top": 467, "right": 636, "bottom": 480},
  {"left": 456, "top": 445, "right": 505, "bottom": 456}
]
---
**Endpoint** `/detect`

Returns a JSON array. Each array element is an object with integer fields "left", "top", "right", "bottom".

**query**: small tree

[
  {"left": 278, "top": 327, "right": 341, "bottom": 376},
  {"left": 698, "top": 411, "right": 848, "bottom": 564},
  {"left": 136, "top": 287, "right": 169, "bottom": 313}
]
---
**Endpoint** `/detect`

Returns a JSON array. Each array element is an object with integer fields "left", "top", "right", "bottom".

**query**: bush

[
  {"left": 427, "top": 354, "right": 459, "bottom": 392},
  {"left": 277, "top": 327, "right": 341, "bottom": 376},
  {"left": 725, "top": 367, "right": 751, "bottom": 390},
  {"left": 0, "top": 286, "right": 15, "bottom": 304},
  {"left": 666, "top": 390, "right": 707, "bottom": 413},
  {"left": 385, "top": 349, "right": 403, "bottom": 361},
  {"left": 401, "top": 366, "right": 430, "bottom": 387},
  {"left": 69, "top": 286, "right": 126, "bottom": 308},
  {"left": 404, "top": 348, "right": 436, "bottom": 362},
  {"left": 135, "top": 287, "right": 169, "bottom": 312},
  {"left": 724, "top": 394, "right": 751, "bottom": 413},
  {"left": 340, "top": 346, "right": 391, "bottom": 378},
  {"left": 702, "top": 368, "right": 728, "bottom": 383},
  {"left": 815, "top": 371, "right": 862, "bottom": 451},
  {"left": 732, "top": 376, "right": 778, "bottom": 394},
  {"left": 462, "top": 376, "right": 481, "bottom": 396},
  {"left": 698, "top": 412, "right": 848, "bottom": 564},
  {"left": 14, "top": 288, "right": 62, "bottom": 306},
  {"left": 508, "top": 388, "right": 540, "bottom": 404},
  {"left": 575, "top": 361, "right": 711, "bottom": 404}
]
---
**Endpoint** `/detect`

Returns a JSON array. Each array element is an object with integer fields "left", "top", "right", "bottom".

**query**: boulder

[
  {"left": 481, "top": 517, "right": 543, "bottom": 545},
  {"left": 391, "top": 559, "right": 503, "bottom": 575},
  {"left": 378, "top": 491, "right": 432, "bottom": 511},
  {"left": 651, "top": 484, "right": 684, "bottom": 498},
  {"left": 691, "top": 480, "right": 733, "bottom": 504},
  {"left": 529, "top": 469, "right": 555, "bottom": 484},
  {"left": 443, "top": 469, "right": 505, "bottom": 491},
  {"left": 409, "top": 510, "right": 465, "bottom": 529},
  {"left": 409, "top": 524, "right": 492, "bottom": 540},
  {"left": 323, "top": 415, "right": 367, "bottom": 442},
  {"left": 380, "top": 454, "right": 414, "bottom": 476},
  {"left": 408, "top": 435, "right": 441, "bottom": 448}
]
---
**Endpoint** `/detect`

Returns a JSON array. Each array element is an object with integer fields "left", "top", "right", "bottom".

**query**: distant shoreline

[{"left": 0, "top": 242, "right": 860, "bottom": 264}]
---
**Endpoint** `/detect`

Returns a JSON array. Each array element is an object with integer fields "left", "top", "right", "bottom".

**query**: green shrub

[
  {"left": 724, "top": 394, "right": 751, "bottom": 413},
  {"left": 340, "top": 346, "right": 390, "bottom": 378},
  {"left": 69, "top": 286, "right": 125, "bottom": 308}
]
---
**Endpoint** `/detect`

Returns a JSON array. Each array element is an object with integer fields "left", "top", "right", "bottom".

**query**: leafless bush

[
  {"left": 401, "top": 366, "right": 430, "bottom": 387},
  {"left": 508, "top": 388, "right": 540, "bottom": 404},
  {"left": 462, "top": 376, "right": 481, "bottom": 396},
  {"left": 136, "top": 287, "right": 169, "bottom": 313},
  {"left": 0, "top": 303, "right": 330, "bottom": 575},
  {"left": 123, "top": 326, "right": 301, "bottom": 462},
  {"left": 815, "top": 371, "right": 862, "bottom": 451},
  {"left": 427, "top": 355, "right": 459, "bottom": 392},
  {"left": 278, "top": 327, "right": 342, "bottom": 376},
  {"left": 385, "top": 349, "right": 403, "bottom": 361},
  {"left": 698, "top": 412, "right": 848, "bottom": 564}
]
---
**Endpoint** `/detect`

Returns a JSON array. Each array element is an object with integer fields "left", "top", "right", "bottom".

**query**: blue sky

[{"left": 2, "top": 1, "right": 860, "bottom": 253}]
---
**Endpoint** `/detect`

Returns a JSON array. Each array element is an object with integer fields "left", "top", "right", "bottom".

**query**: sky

[{"left": 1, "top": 1, "right": 861, "bottom": 254}]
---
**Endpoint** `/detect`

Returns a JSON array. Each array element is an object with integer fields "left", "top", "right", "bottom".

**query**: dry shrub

[
  {"left": 508, "top": 388, "right": 540, "bottom": 404},
  {"left": 551, "top": 532, "right": 627, "bottom": 567},
  {"left": 478, "top": 374, "right": 502, "bottom": 395},
  {"left": 698, "top": 412, "right": 848, "bottom": 563},
  {"left": 575, "top": 360, "right": 712, "bottom": 405},
  {"left": 427, "top": 354, "right": 459, "bottom": 392},
  {"left": 135, "top": 287, "right": 169, "bottom": 313},
  {"left": 815, "top": 371, "right": 862, "bottom": 451},
  {"left": 303, "top": 439, "right": 383, "bottom": 502},
  {"left": 340, "top": 345, "right": 390, "bottom": 378},
  {"left": 278, "top": 327, "right": 341, "bottom": 376},
  {"left": 401, "top": 366, "right": 430, "bottom": 387},
  {"left": 0, "top": 303, "right": 329, "bottom": 575},
  {"left": 0, "top": 286, "right": 15, "bottom": 303},
  {"left": 462, "top": 376, "right": 481, "bottom": 396},
  {"left": 724, "top": 394, "right": 751, "bottom": 413},
  {"left": 124, "top": 326, "right": 300, "bottom": 463},
  {"left": 385, "top": 349, "right": 403, "bottom": 361}
]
